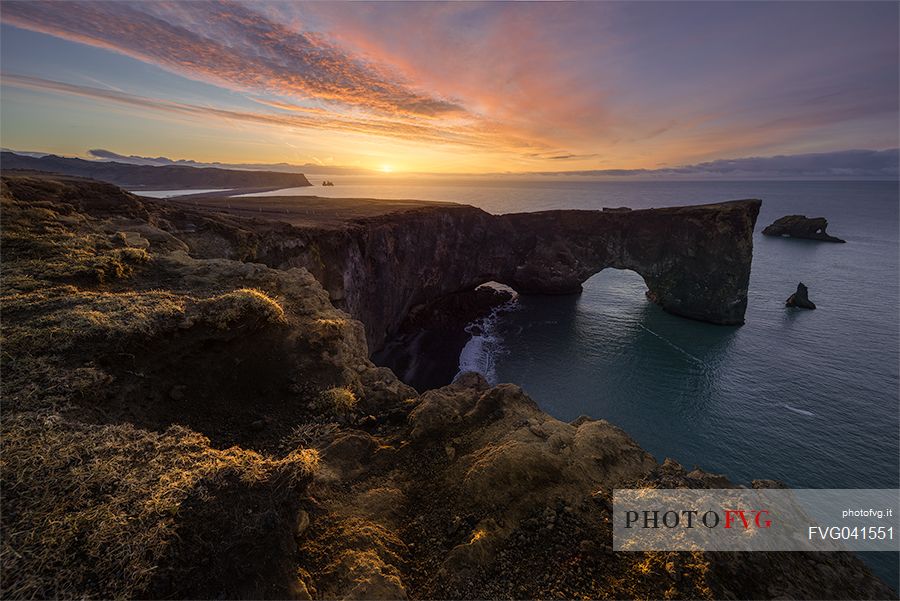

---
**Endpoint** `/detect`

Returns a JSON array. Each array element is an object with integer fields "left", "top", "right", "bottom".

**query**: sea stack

[
  {"left": 762, "top": 215, "right": 846, "bottom": 242},
  {"left": 786, "top": 282, "right": 817, "bottom": 309}
]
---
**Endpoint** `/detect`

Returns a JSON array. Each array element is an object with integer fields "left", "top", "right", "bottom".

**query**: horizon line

[{"left": 3, "top": 147, "right": 898, "bottom": 181}]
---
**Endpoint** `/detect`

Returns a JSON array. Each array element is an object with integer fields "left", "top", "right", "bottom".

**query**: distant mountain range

[{"left": 0, "top": 151, "right": 312, "bottom": 189}]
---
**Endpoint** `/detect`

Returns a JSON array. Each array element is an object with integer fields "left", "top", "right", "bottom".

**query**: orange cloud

[
  {"left": 1, "top": 1, "right": 594, "bottom": 162},
  {"left": 304, "top": 3, "right": 622, "bottom": 148}
]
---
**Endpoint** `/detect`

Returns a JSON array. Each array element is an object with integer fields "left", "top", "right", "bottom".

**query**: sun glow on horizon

[{"left": 0, "top": 2, "right": 895, "bottom": 176}]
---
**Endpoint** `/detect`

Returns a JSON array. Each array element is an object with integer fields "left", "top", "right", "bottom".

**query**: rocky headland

[
  {"left": 1, "top": 151, "right": 313, "bottom": 189},
  {"left": 160, "top": 190, "right": 762, "bottom": 352},
  {"left": 1, "top": 173, "right": 893, "bottom": 600},
  {"left": 762, "top": 214, "right": 846, "bottom": 243}
]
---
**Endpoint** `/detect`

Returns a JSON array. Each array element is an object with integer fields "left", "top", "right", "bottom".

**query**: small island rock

[
  {"left": 762, "top": 215, "right": 846, "bottom": 242},
  {"left": 786, "top": 282, "right": 816, "bottom": 310}
]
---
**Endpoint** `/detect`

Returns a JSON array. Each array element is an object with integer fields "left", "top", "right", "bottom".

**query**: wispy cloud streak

[
  {"left": 0, "top": 73, "right": 541, "bottom": 152},
  {"left": 1, "top": 0, "right": 462, "bottom": 118}
]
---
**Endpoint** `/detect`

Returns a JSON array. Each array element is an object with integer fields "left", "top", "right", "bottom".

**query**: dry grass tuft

[
  {"left": 318, "top": 386, "right": 358, "bottom": 415},
  {"left": 600, "top": 550, "right": 713, "bottom": 600},
  {"left": 189, "top": 288, "right": 286, "bottom": 329},
  {"left": 314, "top": 317, "right": 348, "bottom": 328},
  {"left": 2, "top": 289, "right": 185, "bottom": 353},
  {"left": 280, "top": 421, "right": 341, "bottom": 451},
  {"left": 1, "top": 192, "right": 149, "bottom": 289},
  {"left": 2, "top": 287, "right": 287, "bottom": 357}
]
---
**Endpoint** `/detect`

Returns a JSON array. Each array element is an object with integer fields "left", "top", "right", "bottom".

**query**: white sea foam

[
  {"left": 782, "top": 404, "right": 816, "bottom": 417},
  {"left": 455, "top": 292, "right": 518, "bottom": 385},
  {"left": 457, "top": 332, "right": 499, "bottom": 384}
]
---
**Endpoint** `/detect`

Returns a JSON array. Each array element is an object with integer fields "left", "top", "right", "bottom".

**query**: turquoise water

[{"left": 250, "top": 177, "right": 899, "bottom": 585}]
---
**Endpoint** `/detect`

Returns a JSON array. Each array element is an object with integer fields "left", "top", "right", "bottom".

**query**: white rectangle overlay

[{"left": 613, "top": 489, "right": 900, "bottom": 552}]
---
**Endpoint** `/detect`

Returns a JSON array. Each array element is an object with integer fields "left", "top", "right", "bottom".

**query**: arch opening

[{"left": 581, "top": 267, "right": 652, "bottom": 303}]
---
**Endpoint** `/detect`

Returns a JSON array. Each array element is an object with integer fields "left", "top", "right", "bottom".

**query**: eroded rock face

[
  {"left": 763, "top": 214, "right": 846, "bottom": 242},
  {"left": 496, "top": 202, "right": 760, "bottom": 326},
  {"left": 372, "top": 286, "right": 514, "bottom": 391},
  {"left": 125, "top": 192, "right": 760, "bottom": 349}
]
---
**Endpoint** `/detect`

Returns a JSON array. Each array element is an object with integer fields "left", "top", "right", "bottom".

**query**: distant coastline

[{"left": 0, "top": 151, "right": 313, "bottom": 189}]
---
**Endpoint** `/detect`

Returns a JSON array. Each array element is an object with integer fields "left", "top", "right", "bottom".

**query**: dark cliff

[
  {"left": 203, "top": 199, "right": 760, "bottom": 351},
  {"left": 1, "top": 151, "right": 312, "bottom": 189}
]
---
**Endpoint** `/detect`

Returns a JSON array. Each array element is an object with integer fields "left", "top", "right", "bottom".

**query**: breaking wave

[{"left": 455, "top": 294, "right": 518, "bottom": 385}]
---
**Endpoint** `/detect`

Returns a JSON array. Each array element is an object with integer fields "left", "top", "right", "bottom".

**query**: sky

[{"left": 1, "top": 1, "right": 898, "bottom": 175}]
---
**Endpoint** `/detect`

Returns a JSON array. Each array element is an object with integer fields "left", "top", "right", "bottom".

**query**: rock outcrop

[
  {"left": 1, "top": 173, "right": 892, "bottom": 600},
  {"left": 762, "top": 214, "right": 846, "bottom": 242},
  {"left": 786, "top": 282, "right": 817, "bottom": 309}
]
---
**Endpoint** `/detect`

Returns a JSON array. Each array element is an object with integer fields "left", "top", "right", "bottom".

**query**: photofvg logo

[
  {"left": 613, "top": 489, "right": 899, "bottom": 552},
  {"left": 624, "top": 507, "right": 771, "bottom": 530}
]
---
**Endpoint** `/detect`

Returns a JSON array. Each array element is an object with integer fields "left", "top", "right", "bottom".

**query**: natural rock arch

[
  {"left": 490, "top": 200, "right": 761, "bottom": 325},
  {"left": 268, "top": 199, "right": 761, "bottom": 351}
]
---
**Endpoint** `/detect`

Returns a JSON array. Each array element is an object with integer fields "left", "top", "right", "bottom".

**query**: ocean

[{"left": 251, "top": 176, "right": 900, "bottom": 585}]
